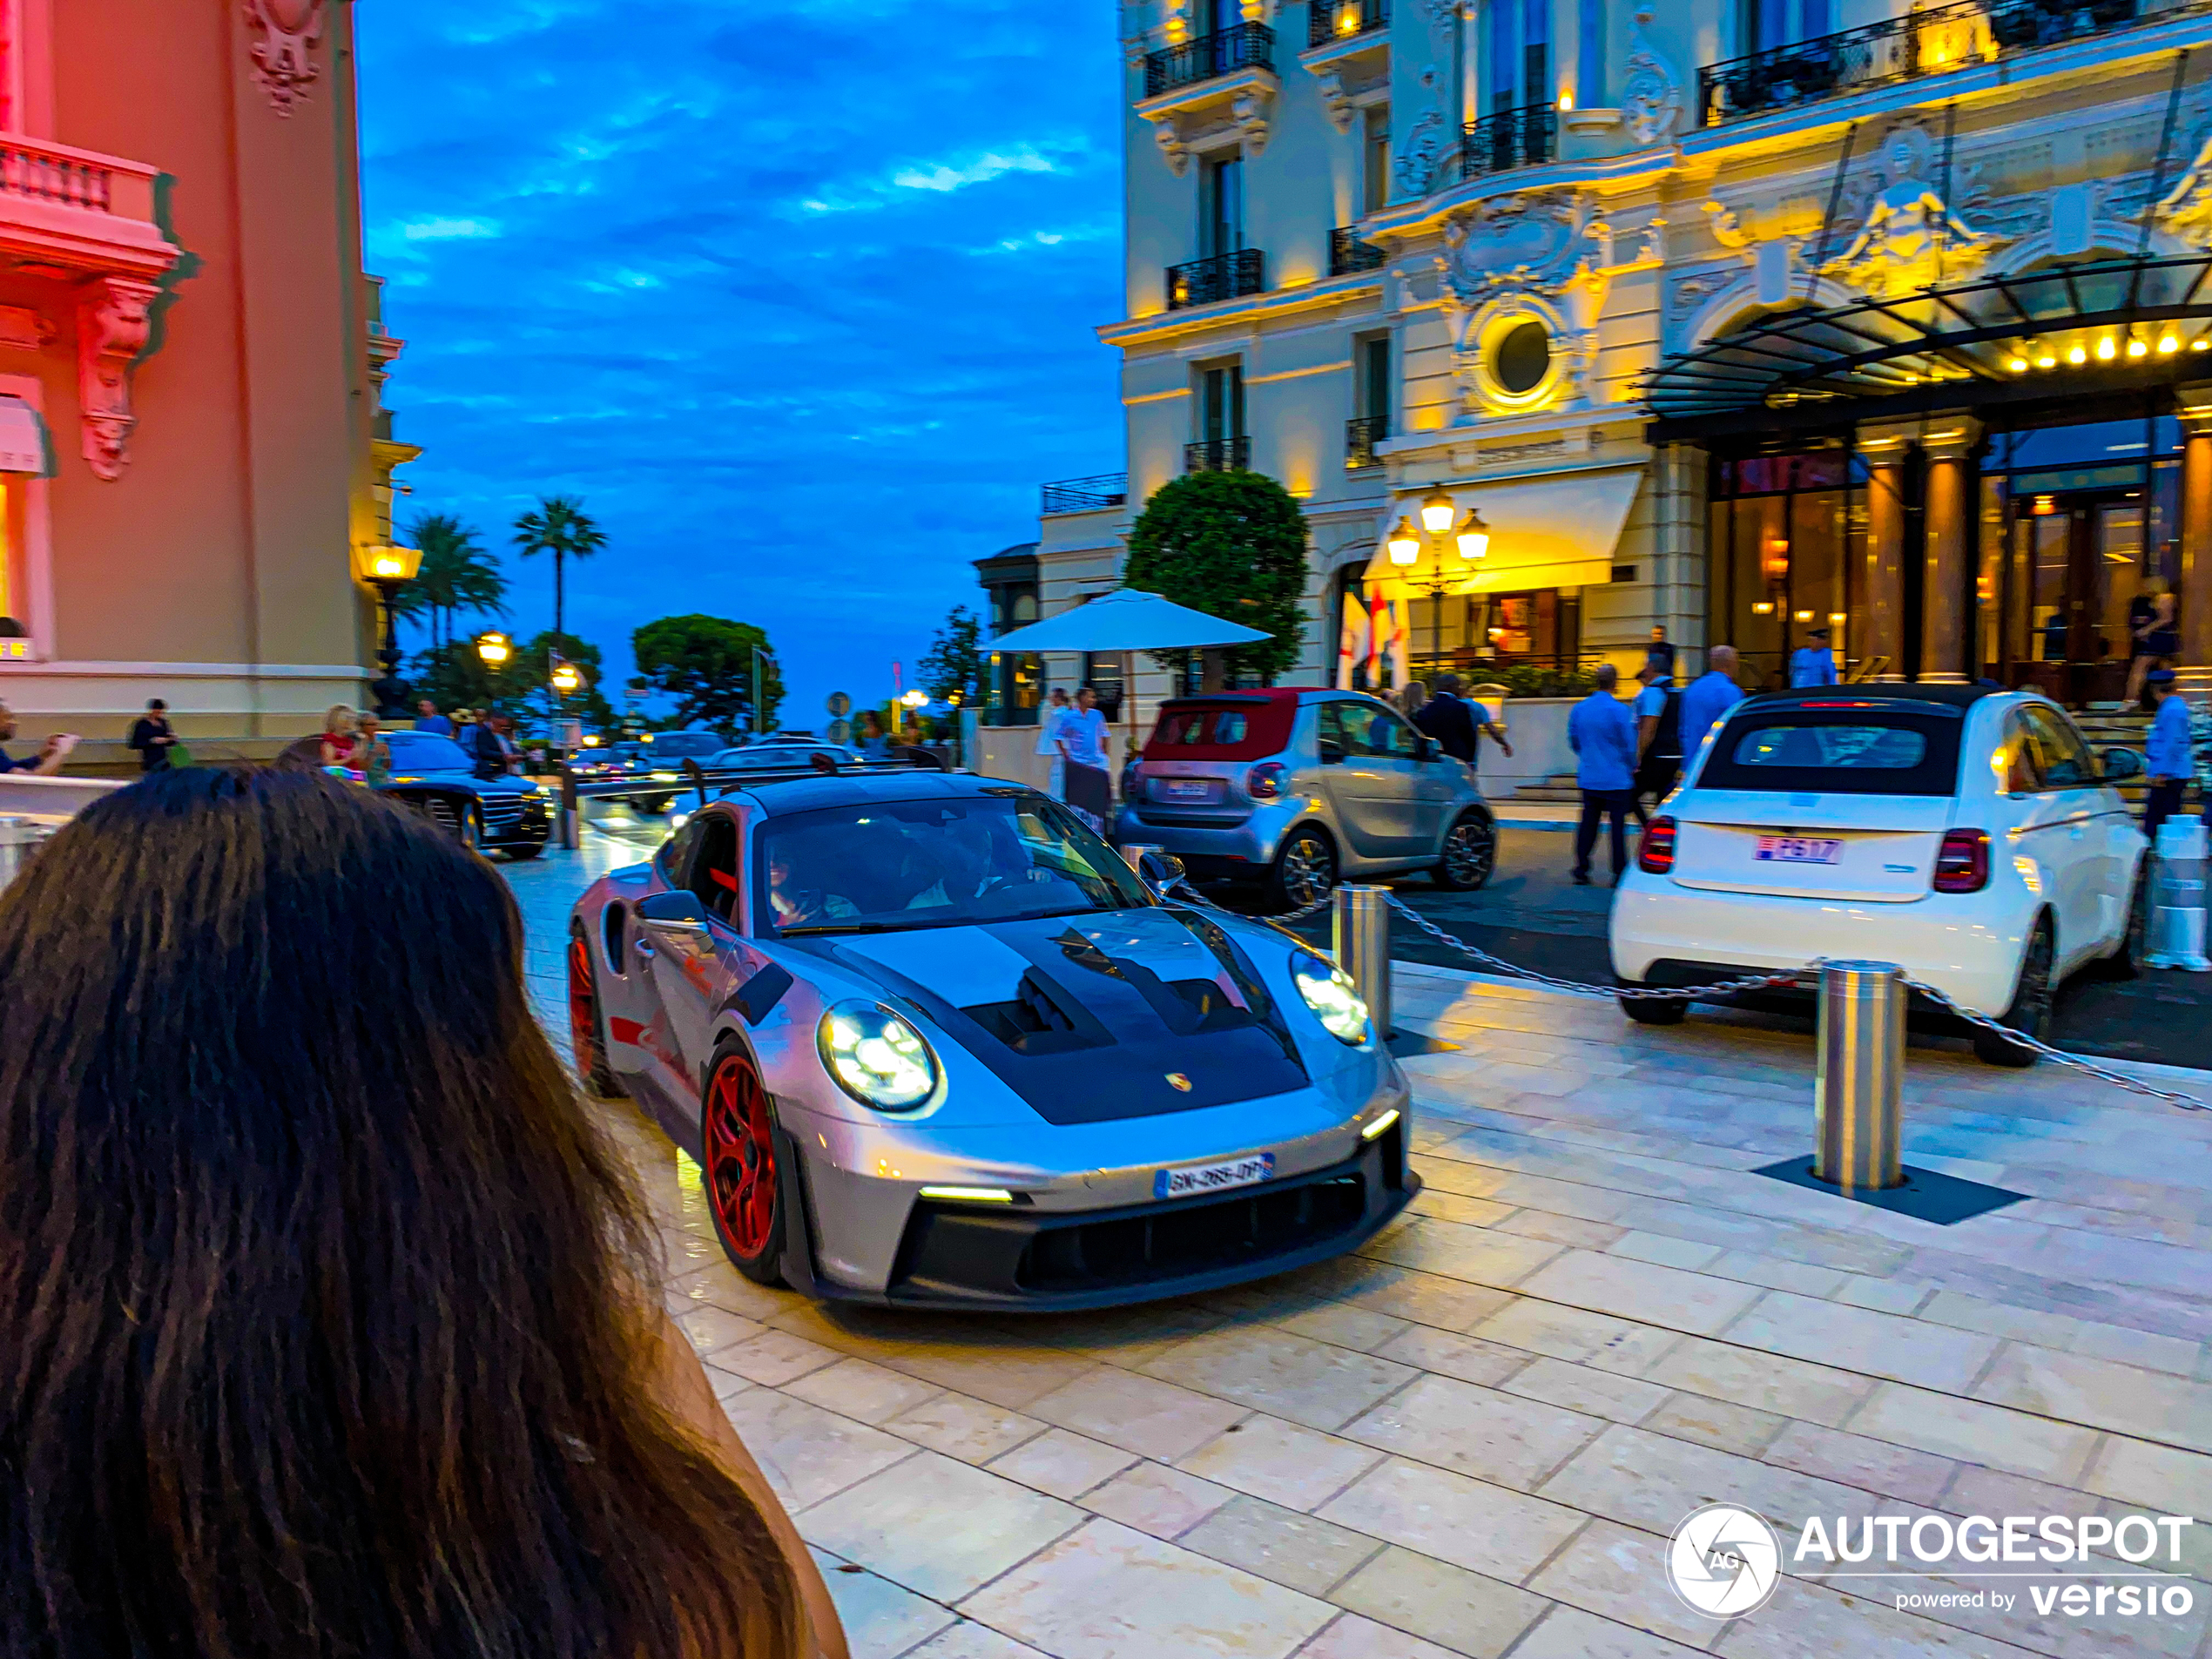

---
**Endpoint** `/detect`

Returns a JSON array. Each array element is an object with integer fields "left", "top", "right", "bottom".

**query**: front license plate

[
  {"left": 1156, "top": 1151, "right": 1275, "bottom": 1200},
  {"left": 1161, "top": 778, "right": 1216, "bottom": 800},
  {"left": 1755, "top": 834, "right": 1844, "bottom": 865}
]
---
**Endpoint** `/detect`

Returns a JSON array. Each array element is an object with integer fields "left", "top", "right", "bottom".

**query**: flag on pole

[
  {"left": 1382, "top": 597, "right": 1410, "bottom": 691},
  {"left": 1370, "top": 592, "right": 1411, "bottom": 691},
  {"left": 1336, "top": 593, "right": 1369, "bottom": 690}
]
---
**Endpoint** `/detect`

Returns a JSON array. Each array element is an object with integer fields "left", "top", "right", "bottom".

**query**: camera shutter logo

[{"left": 1668, "top": 1503, "right": 1783, "bottom": 1618}]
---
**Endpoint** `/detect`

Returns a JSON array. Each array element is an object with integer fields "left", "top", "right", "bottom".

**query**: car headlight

[
  {"left": 650, "top": 769, "right": 681, "bottom": 781},
  {"left": 818, "top": 1001, "right": 938, "bottom": 1110},
  {"left": 1292, "top": 954, "right": 1371, "bottom": 1046}
]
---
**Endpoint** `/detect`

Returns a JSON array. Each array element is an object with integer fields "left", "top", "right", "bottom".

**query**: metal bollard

[
  {"left": 2146, "top": 819, "right": 2211, "bottom": 972},
  {"left": 556, "top": 765, "right": 581, "bottom": 851},
  {"left": 1811, "top": 961, "right": 1905, "bottom": 1193},
  {"left": 1121, "top": 841, "right": 1163, "bottom": 877},
  {"left": 1333, "top": 884, "right": 1393, "bottom": 1042}
]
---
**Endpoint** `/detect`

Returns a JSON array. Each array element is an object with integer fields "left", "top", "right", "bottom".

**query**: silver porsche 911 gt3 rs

[{"left": 566, "top": 769, "right": 1415, "bottom": 1311}]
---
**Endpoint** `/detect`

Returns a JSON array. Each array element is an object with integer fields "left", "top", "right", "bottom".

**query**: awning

[
  {"left": 0, "top": 398, "right": 47, "bottom": 475},
  {"left": 1362, "top": 468, "right": 1643, "bottom": 598}
]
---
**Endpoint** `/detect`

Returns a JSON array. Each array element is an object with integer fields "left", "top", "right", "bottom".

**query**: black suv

[{"left": 379, "top": 730, "right": 552, "bottom": 859}]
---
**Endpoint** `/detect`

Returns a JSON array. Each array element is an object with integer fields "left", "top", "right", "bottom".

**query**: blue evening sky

[{"left": 356, "top": 1, "right": 1126, "bottom": 730}]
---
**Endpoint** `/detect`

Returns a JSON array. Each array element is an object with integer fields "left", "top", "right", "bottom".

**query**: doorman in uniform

[{"left": 1631, "top": 662, "right": 1683, "bottom": 828}]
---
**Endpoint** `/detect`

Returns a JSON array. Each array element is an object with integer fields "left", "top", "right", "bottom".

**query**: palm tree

[
  {"left": 396, "top": 513, "right": 507, "bottom": 648},
  {"left": 512, "top": 494, "right": 607, "bottom": 642}
]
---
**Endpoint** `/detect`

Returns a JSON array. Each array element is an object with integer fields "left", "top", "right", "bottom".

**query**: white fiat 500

[{"left": 1610, "top": 685, "right": 2148, "bottom": 1066}]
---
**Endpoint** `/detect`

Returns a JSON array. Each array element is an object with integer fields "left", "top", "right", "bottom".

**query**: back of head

[
  {"left": 1594, "top": 664, "right": 1618, "bottom": 691},
  {"left": 0, "top": 769, "right": 799, "bottom": 1659}
]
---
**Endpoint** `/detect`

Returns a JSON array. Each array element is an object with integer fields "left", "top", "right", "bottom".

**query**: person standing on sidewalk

[
  {"left": 1414, "top": 673, "right": 1511, "bottom": 770},
  {"left": 2144, "top": 668, "right": 2191, "bottom": 840},
  {"left": 1680, "top": 645, "right": 1745, "bottom": 761},
  {"left": 1790, "top": 626, "right": 1838, "bottom": 688},
  {"left": 1629, "top": 662, "right": 1683, "bottom": 827},
  {"left": 126, "top": 698, "right": 178, "bottom": 772},
  {"left": 1034, "top": 686, "right": 1070, "bottom": 799},
  {"left": 0, "top": 701, "right": 71, "bottom": 775},
  {"left": 1568, "top": 664, "right": 1638, "bottom": 886},
  {"left": 414, "top": 697, "right": 453, "bottom": 737}
]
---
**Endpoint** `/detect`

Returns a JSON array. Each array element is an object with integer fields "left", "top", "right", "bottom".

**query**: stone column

[
  {"left": 2180, "top": 387, "right": 2212, "bottom": 703},
  {"left": 1917, "top": 417, "right": 1982, "bottom": 685},
  {"left": 1858, "top": 424, "right": 1912, "bottom": 682}
]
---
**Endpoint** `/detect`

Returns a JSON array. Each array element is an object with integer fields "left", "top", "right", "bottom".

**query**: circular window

[{"left": 1494, "top": 320, "right": 1551, "bottom": 395}]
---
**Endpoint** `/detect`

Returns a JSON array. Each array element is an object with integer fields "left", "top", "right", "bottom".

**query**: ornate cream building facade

[{"left": 1015, "top": 0, "right": 2212, "bottom": 730}]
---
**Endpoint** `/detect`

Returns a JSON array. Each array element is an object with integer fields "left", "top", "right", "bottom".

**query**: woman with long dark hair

[{"left": 0, "top": 767, "right": 842, "bottom": 1659}]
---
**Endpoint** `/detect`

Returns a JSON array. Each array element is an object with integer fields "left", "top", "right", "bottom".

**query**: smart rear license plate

[
  {"left": 1755, "top": 834, "right": 1844, "bottom": 865},
  {"left": 1156, "top": 1152, "right": 1274, "bottom": 1200},
  {"left": 1160, "top": 778, "right": 1217, "bottom": 801}
]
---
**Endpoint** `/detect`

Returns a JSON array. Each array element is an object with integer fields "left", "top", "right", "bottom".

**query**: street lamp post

[
  {"left": 752, "top": 646, "right": 774, "bottom": 738},
  {"left": 353, "top": 542, "right": 424, "bottom": 719},
  {"left": 549, "top": 657, "right": 586, "bottom": 764},
  {"left": 1385, "top": 499, "right": 1488, "bottom": 683}
]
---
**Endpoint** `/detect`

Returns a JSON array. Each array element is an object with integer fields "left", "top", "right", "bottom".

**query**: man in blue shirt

[
  {"left": 0, "top": 701, "right": 68, "bottom": 775},
  {"left": 1568, "top": 664, "right": 1639, "bottom": 885},
  {"left": 1629, "top": 662, "right": 1683, "bottom": 827},
  {"left": 1680, "top": 644, "right": 1747, "bottom": 765},
  {"left": 2144, "top": 668, "right": 2192, "bottom": 841},
  {"left": 1789, "top": 627, "right": 1838, "bottom": 688},
  {"left": 415, "top": 698, "right": 454, "bottom": 737}
]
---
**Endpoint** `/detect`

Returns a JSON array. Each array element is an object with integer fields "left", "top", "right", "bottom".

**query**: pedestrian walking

[
  {"left": 414, "top": 696, "right": 454, "bottom": 736},
  {"left": 469, "top": 711, "right": 520, "bottom": 779},
  {"left": 1058, "top": 685, "right": 1113, "bottom": 832},
  {"left": 0, "top": 699, "right": 71, "bottom": 775},
  {"left": 1645, "top": 624, "right": 1676, "bottom": 678},
  {"left": 0, "top": 767, "right": 841, "bottom": 1659},
  {"left": 1629, "top": 661, "right": 1684, "bottom": 827},
  {"left": 126, "top": 698, "right": 178, "bottom": 772},
  {"left": 1034, "top": 687, "right": 1071, "bottom": 798},
  {"left": 1679, "top": 644, "right": 1746, "bottom": 760},
  {"left": 1398, "top": 679, "right": 1428, "bottom": 723},
  {"left": 318, "top": 705, "right": 359, "bottom": 769},
  {"left": 2145, "top": 667, "right": 2191, "bottom": 841},
  {"left": 2127, "top": 577, "right": 2180, "bottom": 707},
  {"left": 1790, "top": 626, "right": 1838, "bottom": 688},
  {"left": 1413, "top": 672, "right": 1512, "bottom": 770},
  {"left": 856, "top": 710, "right": 891, "bottom": 760},
  {"left": 1568, "top": 664, "right": 1638, "bottom": 886}
]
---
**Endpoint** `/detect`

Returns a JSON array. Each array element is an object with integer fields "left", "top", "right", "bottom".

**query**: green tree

[
  {"left": 633, "top": 613, "right": 783, "bottom": 738},
  {"left": 394, "top": 513, "right": 507, "bottom": 649},
  {"left": 1123, "top": 470, "right": 1306, "bottom": 684},
  {"left": 410, "top": 639, "right": 528, "bottom": 721},
  {"left": 521, "top": 629, "right": 618, "bottom": 735},
  {"left": 513, "top": 494, "right": 607, "bottom": 641},
  {"left": 919, "top": 604, "right": 989, "bottom": 705}
]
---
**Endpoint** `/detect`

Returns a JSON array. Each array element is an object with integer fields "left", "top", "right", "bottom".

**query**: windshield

[
  {"left": 384, "top": 732, "right": 472, "bottom": 771},
  {"left": 644, "top": 732, "right": 722, "bottom": 758},
  {"left": 756, "top": 792, "right": 1150, "bottom": 935},
  {"left": 1698, "top": 709, "right": 1962, "bottom": 797}
]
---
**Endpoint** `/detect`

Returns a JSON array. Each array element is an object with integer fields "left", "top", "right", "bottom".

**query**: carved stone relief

[
  {"left": 243, "top": 0, "right": 326, "bottom": 115},
  {"left": 1823, "top": 121, "right": 1998, "bottom": 297},
  {"left": 1439, "top": 192, "right": 1615, "bottom": 415},
  {"left": 77, "top": 276, "right": 160, "bottom": 481},
  {"left": 1393, "top": 110, "right": 1447, "bottom": 199},
  {"left": 1621, "top": 10, "right": 1683, "bottom": 147}
]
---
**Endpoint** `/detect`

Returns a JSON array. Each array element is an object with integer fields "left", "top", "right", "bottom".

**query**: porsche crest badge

[{"left": 1165, "top": 1072, "right": 1193, "bottom": 1092}]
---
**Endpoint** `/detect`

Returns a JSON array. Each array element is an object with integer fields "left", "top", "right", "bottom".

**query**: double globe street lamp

[{"left": 1385, "top": 488, "right": 1489, "bottom": 681}]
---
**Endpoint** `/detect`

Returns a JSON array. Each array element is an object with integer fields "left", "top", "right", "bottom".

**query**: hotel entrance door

[{"left": 1996, "top": 489, "right": 2143, "bottom": 706}]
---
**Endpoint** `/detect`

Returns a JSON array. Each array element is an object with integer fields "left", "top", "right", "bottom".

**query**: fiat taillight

[
  {"left": 1933, "top": 828, "right": 1990, "bottom": 893},
  {"left": 1638, "top": 815, "right": 1677, "bottom": 874},
  {"left": 1248, "top": 762, "right": 1287, "bottom": 799}
]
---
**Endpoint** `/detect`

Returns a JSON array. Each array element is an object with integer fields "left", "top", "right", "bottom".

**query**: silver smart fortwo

[{"left": 566, "top": 768, "right": 1414, "bottom": 1311}]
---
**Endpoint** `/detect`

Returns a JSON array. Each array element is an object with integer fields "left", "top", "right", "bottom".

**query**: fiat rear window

[
  {"left": 1698, "top": 711, "right": 1961, "bottom": 796},
  {"left": 1143, "top": 698, "right": 1295, "bottom": 760}
]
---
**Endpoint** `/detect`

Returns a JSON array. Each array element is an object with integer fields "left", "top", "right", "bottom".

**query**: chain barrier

[{"left": 1898, "top": 973, "right": 2209, "bottom": 1112}]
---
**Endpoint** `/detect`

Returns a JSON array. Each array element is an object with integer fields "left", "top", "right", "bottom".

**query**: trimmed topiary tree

[{"left": 1123, "top": 470, "right": 1308, "bottom": 685}]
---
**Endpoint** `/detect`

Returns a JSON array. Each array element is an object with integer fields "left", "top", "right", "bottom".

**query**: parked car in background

[
  {"left": 1610, "top": 685, "right": 2148, "bottom": 1066},
  {"left": 622, "top": 729, "right": 726, "bottom": 814},
  {"left": 1116, "top": 689, "right": 1498, "bottom": 912},
  {"left": 708, "top": 741, "right": 858, "bottom": 773},
  {"left": 565, "top": 769, "right": 1413, "bottom": 1307},
  {"left": 378, "top": 730, "right": 552, "bottom": 859}
]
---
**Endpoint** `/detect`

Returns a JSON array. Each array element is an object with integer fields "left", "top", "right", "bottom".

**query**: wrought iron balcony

[
  {"left": 1345, "top": 415, "right": 1387, "bottom": 470},
  {"left": 1330, "top": 226, "right": 1387, "bottom": 276},
  {"left": 1698, "top": 0, "right": 2159, "bottom": 125},
  {"left": 1146, "top": 22, "right": 1275, "bottom": 98},
  {"left": 1460, "top": 103, "right": 1557, "bottom": 183},
  {"left": 1040, "top": 473, "right": 1129, "bottom": 515},
  {"left": 1166, "top": 247, "right": 1267, "bottom": 311},
  {"left": 1308, "top": 0, "right": 1389, "bottom": 50},
  {"left": 1185, "top": 436, "right": 1251, "bottom": 474}
]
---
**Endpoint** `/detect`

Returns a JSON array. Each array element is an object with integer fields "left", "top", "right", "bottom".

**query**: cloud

[{"left": 357, "top": 0, "right": 1125, "bottom": 723}]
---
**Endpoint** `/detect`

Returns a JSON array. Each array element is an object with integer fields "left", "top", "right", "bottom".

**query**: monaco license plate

[
  {"left": 1755, "top": 834, "right": 1844, "bottom": 865},
  {"left": 1160, "top": 777, "right": 1217, "bottom": 801},
  {"left": 1156, "top": 1151, "right": 1274, "bottom": 1201}
]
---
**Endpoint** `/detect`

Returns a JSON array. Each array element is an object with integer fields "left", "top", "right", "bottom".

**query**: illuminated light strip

[
  {"left": 919, "top": 1185, "right": 1016, "bottom": 1204},
  {"left": 1361, "top": 1108, "right": 1401, "bottom": 1141}
]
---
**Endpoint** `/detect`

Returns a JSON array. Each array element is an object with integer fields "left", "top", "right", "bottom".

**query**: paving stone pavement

[{"left": 508, "top": 838, "right": 2212, "bottom": 1659}]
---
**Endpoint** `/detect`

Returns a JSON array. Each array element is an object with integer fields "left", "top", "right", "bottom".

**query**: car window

[
  {"left": 1354, "top": 708, "right": 1421, "bottom": 759},
  {"left": 690, "top": 813, "right": 741, "bottom": 921},
  {"left": 1700, "top": 708, "right": 1962, "bottom": 796},
  {"left": 1999, "top": 716, "right": 2043, "bottom": 793},
  {"left": 645, "top": 732, "right": 721, "bottom": 759},
  {"left": 2020, "top": 705, "right": 2094, "bottom": 789},
  {"left": 384, "top": 732, "right": 472, "bottom": 771},
  {"left": 1316, "top": 702, "right": 1354, "bottom": 763},
  {"left": 1729, "top": 724, "right": 1927, "bottom": 770},
  {"left": 657, "top": 818, "right": 703, "bottom": 885}
]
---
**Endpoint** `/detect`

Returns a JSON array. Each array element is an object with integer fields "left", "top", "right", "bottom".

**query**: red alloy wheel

[
  {"left": 704, "top": 1052, "right": 778, "bottom": 1263},
  {"left": 567, "top": 936, "right": 597, "bottom": 1078}
]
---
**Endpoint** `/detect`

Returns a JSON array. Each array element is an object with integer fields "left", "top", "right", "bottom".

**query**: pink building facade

[{"left": 0, "top": 0, "right": 405, "bottom": 739}]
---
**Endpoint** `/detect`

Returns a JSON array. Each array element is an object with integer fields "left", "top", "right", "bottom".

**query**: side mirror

[
  {"left": 638, "top": 889, "right": 709, "bottom": 932},
  {"left": 1414, "top": 736, "right": 1440, "bottom": 762},
  {"left": 1139, "top": 849, "right": 1188, "bottom": 895},
  {"left": 2101, "top": 746, "right": 2145, "bottom": 783}
]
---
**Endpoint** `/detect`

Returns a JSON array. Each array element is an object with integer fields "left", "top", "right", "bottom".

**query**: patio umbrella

[{"left": 987, "top": 588, "right": 1274, "bottom": 803}]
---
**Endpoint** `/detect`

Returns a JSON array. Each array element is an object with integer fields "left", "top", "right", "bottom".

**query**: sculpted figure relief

[{"left": 1829, "top": 125, "right": 1992, "bottom": 296}]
